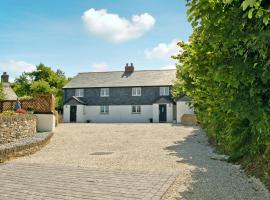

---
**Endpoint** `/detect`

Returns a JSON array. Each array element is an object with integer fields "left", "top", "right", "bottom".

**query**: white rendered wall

[
  {"left": 76, "top": 105, "right": 85, "bottom": 123},
  {"left": 35, "top": 114, "right": 55, "bottom": 132},
  {"left": 152, "top": 104, "right": 159, "bottom": 123},
  {"left": 82, "top": 105, "right": 153, "bottom": 123},
  {"left": 166, "top": 103, "right": 173, "bottom": 123},
  {"left": 177, "top": 101, "right": 194, "bottom": 123},
  {"left": 63, "top": 105, "right": 70, "bottom": 123}
]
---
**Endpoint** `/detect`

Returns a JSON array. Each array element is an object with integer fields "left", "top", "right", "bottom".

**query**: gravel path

[{"left": 12, "top": 124, "right": 270, "bottom": 199}]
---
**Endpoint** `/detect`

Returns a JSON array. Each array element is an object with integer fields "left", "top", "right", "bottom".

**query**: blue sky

[{"left": 0, "top": 0, "right": 192, "bottom": 79}]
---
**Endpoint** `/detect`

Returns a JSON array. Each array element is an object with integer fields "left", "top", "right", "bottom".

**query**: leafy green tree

[
  {"left": 174, "top": 0, "right": 270, "bottom": 185},
  {"left": 31, "top": 80, "right": 51, "bottom": 94},
  {"left": 12, "top": 72, "right": 32, "bottom": 97},
  {"left": 12, "top": 63, "right": 69, "bottom": 109}
]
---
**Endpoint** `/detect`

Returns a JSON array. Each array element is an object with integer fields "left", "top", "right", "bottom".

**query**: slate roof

[
  {"left": 178, "top": 95, "right": 192, "bottom": 102},
  {"left": 64, "top": 96, "right": 87, "bottom": 105},
  {"left": 3, "top": 83, "right": 17, "bottom": 100},
  {"left": 63, "top": 69, "right": 176, "bottom": 89},
  {"left": 154, "top": 96, "right": 173, "bottom": 104}
]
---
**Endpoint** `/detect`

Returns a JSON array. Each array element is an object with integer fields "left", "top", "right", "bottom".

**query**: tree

[
  {"left": 12, "top": 63, "right": 69, "bottom": 109},
  {"left": 174, "top": 0, "right": 270, "bottom": 185},
  {"left": 12, "top": 72, "right": 32, "bottom": 97},
  {"left": 31, "top": 80, "right": 51, "bottom": 94}
]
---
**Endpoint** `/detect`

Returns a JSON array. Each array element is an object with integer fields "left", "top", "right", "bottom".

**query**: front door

[
  {"left": 159, "top": 104, "right": 167, "bottom": 122},
  {"left": 70, "top": 106, "right": 77, "bottom": 122}
]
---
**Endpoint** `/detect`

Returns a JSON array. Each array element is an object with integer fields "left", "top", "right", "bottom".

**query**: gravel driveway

[{"left": 13, "top": 124, "right": 270, "bottom": 199}]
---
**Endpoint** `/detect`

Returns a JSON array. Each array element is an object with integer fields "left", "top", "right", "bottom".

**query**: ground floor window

[
  {"left": 132, "top": 105, "right": 141, "bottom": 114},
  {"left": 100, "top": 105, "right": 109, "bottom": 114}
]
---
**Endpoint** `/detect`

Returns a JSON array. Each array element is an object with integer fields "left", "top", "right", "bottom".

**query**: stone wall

[{"left": 0, "top": 115, "right": 37, "bottom": 144}]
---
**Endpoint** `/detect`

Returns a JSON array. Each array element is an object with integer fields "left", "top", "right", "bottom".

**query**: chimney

[
  {"left": 1, "top": 72, "right": 9, "bottom": 83},
  {"left": 125, "top": 63, "right": 134, "bottom": 73}
]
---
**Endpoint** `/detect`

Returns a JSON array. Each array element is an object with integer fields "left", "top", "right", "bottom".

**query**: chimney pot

[
  {"left": 124, "top": 63, "right": 134, "bottom": 73},
  {"left": 1, "top": 72, "right": 9, "bottom": 83}
]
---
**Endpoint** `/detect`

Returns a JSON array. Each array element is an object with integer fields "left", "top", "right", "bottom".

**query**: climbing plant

[
  {"left": 0, "top": 83, "right": 4, "bottom": 100},
  {"left": 174, "top": 0, "right": 270, "bottom": 187}
]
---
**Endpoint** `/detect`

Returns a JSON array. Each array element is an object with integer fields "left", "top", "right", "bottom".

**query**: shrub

[
  {"left": 174, "top": 0, "right": 270, "bottom": 189},
  {"left": 1, "top": 111, "right": 16, "bottom": 116}
]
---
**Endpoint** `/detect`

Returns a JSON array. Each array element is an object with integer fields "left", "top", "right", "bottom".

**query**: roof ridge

[{"left": 78, "top": 69, "right": 176, "bottom": 74}]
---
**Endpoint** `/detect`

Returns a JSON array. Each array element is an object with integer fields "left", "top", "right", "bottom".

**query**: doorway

[
  {"left": 70, "top": 106, "right": 77, "bottom": 122},
  {"left": 159, "top": 104, "right": 167, "bottom": 122}
]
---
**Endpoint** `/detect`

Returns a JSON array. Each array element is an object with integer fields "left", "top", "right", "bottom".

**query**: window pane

[
  {"left": 138, "top": 88, "right": 141, "bottom": 96},
  {"left": 132, "top": 106, "right": 136, "bottom": 113},
  {"left": 132, "top": 88, "right": 135, "bottom": 96},
  {"left": 132, "top": 87, "right": 141, "bottom": 96},
  {"left": 137, "top": 105, "right": 141, "bottom": 113},
  {"left": 101, "top": 88, "right": 109, "bottom": 97},
  {"left": 100, "top": 106, "right": 103, "bottom": 113},
  {"left": 160, "top": 87, "right": 169, "bottom": 96}
]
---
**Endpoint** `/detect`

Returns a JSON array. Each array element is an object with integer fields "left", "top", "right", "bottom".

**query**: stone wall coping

[
  {"left": 0, "top": 114, "right": 37, "bottom": 122},
  {"left": 0, "top": 132, "right": 54, "bottom": 163}
]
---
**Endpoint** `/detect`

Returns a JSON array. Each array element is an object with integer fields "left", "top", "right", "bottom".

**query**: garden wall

[{"left": 0, "top": 115, "right": 37, "bottom": 144}]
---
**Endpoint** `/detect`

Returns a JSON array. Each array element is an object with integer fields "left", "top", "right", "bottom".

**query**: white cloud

[
  {"left": 82, "top": 8, "right": 155, "bottom": 43},
  {"left": 161, "top": 64, "right": 176, "bottom": 70},
  {"left": 0, "top": 60, "right": 35, "bottom": 82},
  {"left": 145, "top": 39, "right": 182, "bottom": 60},
  {"left": 91, "top": 62, "right": 109, "bottom": 72}
]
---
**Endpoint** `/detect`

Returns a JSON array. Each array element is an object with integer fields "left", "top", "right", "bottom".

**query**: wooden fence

[{"left": 0, "top": 93, "right": 55, "bottom": 114}]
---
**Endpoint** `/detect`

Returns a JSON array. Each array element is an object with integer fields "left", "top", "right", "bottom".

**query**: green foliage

[
  {"left": 31, "top": 80, "right": 51, "bottom": 94},
  {"left": 0, "top": 82, "right": 5, "bottom": 100},
  {"left": 174, "top": 0, "right": 270, "bottom": 186},
  {"left": 12, "top": 63, "right": 69, "bottom": 109},
  {"left": 1, "top": 110, "right": 16, "bottom": 116}
]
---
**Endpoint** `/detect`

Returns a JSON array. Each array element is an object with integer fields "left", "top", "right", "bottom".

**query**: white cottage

[{"left": 62, "top": 63, "right": 193, "bottom": 123}]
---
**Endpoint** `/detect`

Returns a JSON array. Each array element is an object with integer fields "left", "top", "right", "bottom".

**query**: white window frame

[
  {"left": 132, "top": 105, "right": 141, "bottom": 114},
  {"left": 75, "top": 89, "right": 84, "bottom": 97},
  {"left": 100, "top": 105, "right": 109, "bottom": 114},
  {"left": 132, "top": 87, "right": 141, "bottom": 96},
  {"left": 160, "top": 87, "right": 170, "bottom": 96},
  {"left": 100, "top": 88, "right": 109, "bottom": 97}
]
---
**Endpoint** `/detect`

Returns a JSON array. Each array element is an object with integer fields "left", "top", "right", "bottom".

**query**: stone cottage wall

[{"left": 0, "top": 115, "right": 37, "bottom": 144}]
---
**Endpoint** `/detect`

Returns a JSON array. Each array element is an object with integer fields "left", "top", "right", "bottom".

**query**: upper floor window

[
  {"left": 100, "top": 88, "right": 109, "bottom": 97},
  {"left": 75, "top": 89, "right": 84, "bottom": 97},
  {"left": 160, "top": 87, "right": 170, "bottom": 96},
  {"left": 132, "top": 87, "right": 141, "bottom": 96},
  {"left": 132, "top": 105, "right": 141, "bottom": 114},
  {"left": 100, "top": 105, "right": 109, "bottom": 114}
]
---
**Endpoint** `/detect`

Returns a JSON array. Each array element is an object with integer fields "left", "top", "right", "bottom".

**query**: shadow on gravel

[{"left": 165, "top": 127, "right": 269, "bottom": 200}]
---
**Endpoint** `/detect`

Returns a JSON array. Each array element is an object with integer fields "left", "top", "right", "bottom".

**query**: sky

[{"left": 0, "top": 0, "right": 192, "bottom": 80}]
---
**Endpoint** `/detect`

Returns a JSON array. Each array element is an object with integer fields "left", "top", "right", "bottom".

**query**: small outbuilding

[{"left": 176, "top": 95, "right": 195, "bottom": 124}]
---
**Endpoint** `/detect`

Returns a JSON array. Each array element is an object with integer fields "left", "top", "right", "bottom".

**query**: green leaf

[
  {"left": 248, "top": 8, "right": 254, "bottom": 19},
  {"left": 242, "top": 0, "right": 256, "bottom": 11},
  {"left": 223, "top": 0, "right": 233, "bottom": 4},
  {"left": 263, "top": 15, "right": 269, "bottom": 25}
]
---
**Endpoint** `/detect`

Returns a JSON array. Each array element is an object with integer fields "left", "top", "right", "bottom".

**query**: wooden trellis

[{"left": 0, "top": 93, "right": 55, "bottom": 114}]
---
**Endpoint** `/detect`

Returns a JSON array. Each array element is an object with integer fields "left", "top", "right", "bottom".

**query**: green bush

[
  {"left": 1, "top": 111, "right": 16, "bottom": 116},
  {"left": 174, "top": 0, "right": 270, "bottom": 188}
]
